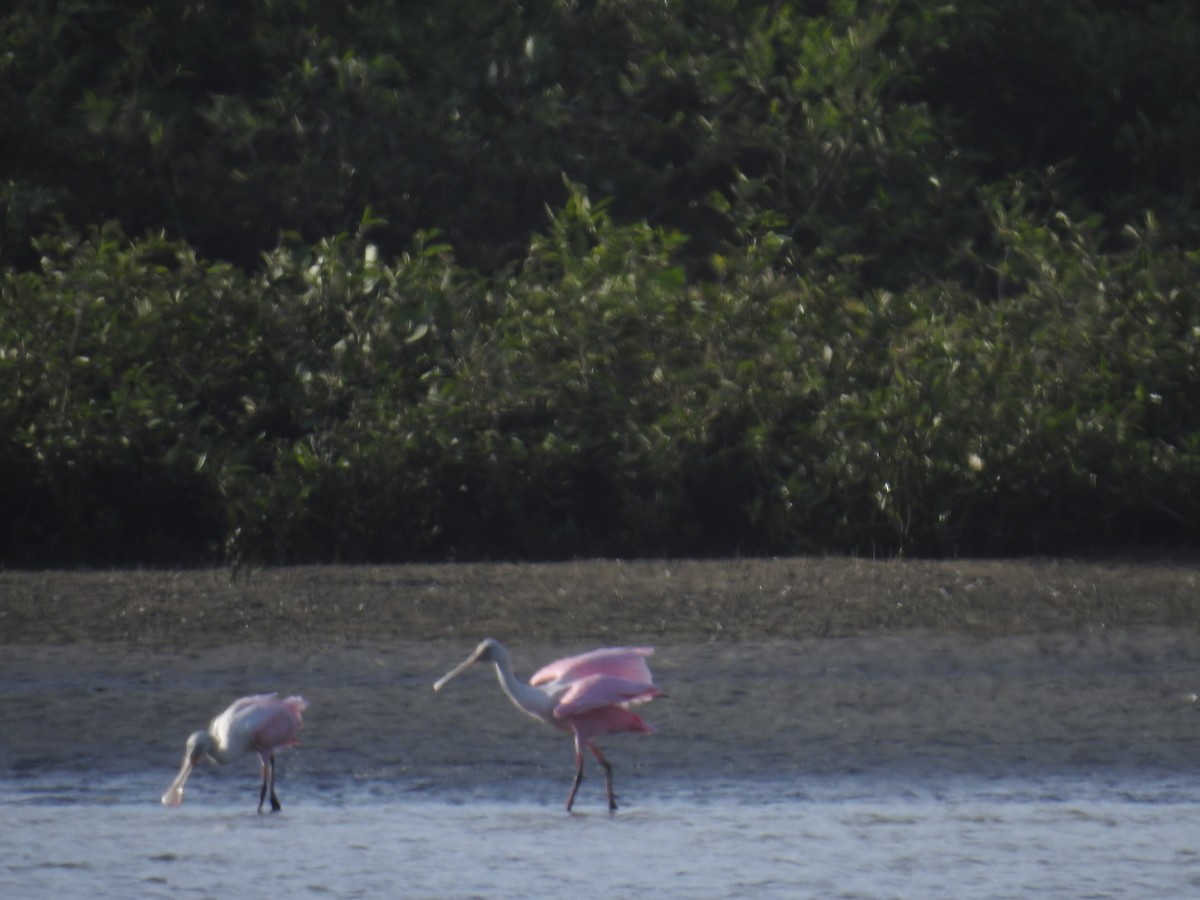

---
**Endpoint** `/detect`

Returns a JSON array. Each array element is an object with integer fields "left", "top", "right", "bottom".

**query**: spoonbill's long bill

[
  {"left": 162, "top": 693, "right": 307, "bottom": 812},
  {"left": 434, "top": 638, "right": 661, "bottom": 812}
]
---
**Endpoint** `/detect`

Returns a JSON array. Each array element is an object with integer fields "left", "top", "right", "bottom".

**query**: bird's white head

[
  {"left": 433, "top": 638, "right": 505, "bottom": 692},
  {"left": 185, "top": 731, "right": 218, "bottom": 765}
]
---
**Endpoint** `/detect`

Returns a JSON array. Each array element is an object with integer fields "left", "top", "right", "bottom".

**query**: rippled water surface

[{"left": 5, "top": 773, "right": 1200, "bottom": 899}]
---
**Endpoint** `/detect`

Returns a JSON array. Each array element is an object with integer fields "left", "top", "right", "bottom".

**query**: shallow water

[
  {"left": 6, "top": 633, "right": 1200, "bottom": 897},
  {"left": 5, "top": 772, "right": 1200, "bottom": 899}
]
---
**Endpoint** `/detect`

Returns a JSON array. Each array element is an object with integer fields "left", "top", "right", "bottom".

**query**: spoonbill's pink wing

[
  {"left": 209, "top": 693, "right": 279, "bottom": 741},
  {"left": 212, "top": 694, "right": 307, "bottom": 755},
  {"left": 570, "top": 704, "right": 657, "bottom": 740},
  {"left": 246, "top": 695, "right": 307, "bottom": 753},
  {"left": 225, "top": 693, "right": 278, "bottom": 717},
  {"left": 530, "top": 647, "right": 655, "bottom": 687},
  {"left": 553, "top": 674, "right": 661, "bottom": 718}
]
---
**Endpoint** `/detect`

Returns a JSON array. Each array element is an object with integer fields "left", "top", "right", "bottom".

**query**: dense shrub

[{"left": 1, "top": 0, "right": 1198, "bottom": 564}]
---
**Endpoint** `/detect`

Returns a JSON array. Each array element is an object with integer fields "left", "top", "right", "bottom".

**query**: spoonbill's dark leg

[
  {"left": 256, "top": 754, "right": 282, "bottom": 813},
  {"left": 257, "top": 757, "right": 269, "bottom": 813},
  {"left": 566, "top": 738, "right": 586, "bottom": 812},
  {"left": 268, "top": 755, "right": 282, "bottom": 812},
  {"left": 590, "top": 744, "right": 617, "bottom": 811}
]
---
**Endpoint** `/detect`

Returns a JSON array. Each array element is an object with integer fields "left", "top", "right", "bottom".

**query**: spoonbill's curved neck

[{"left": 489, "top": 646, "right": 555, "bottom": 722}]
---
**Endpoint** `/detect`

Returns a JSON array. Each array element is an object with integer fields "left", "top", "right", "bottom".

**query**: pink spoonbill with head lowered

[
  {"left": 162, "top": 693, "right": 307, "bottom": 813},
  {"left": 433, "top": 638, "right": 662, "bottom": 812}
]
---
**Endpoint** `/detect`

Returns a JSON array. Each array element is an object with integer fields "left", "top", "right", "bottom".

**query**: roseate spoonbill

[
  {"left": 162, "top": 693, "right": 307, "bottom": 813},
  {"left": 433, "top": 638, "right": 661, "bottom": 812}
]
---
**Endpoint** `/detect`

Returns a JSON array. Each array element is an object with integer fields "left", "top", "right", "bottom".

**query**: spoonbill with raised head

[{"left": 434, "top": 639, "right": 661, "bottom": 812}]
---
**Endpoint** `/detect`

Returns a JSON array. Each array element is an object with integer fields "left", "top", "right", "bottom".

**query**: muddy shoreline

[
  {"left": 2, "top": 558, "right": 1199, "bottom": 802},
  {"left": 3, "top": 556, "right": 1198, "bottom": 646}
]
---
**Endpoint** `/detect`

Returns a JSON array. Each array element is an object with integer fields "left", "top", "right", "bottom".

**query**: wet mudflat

[{"left": 2, "top": 558, "right": 1199, "bottom": 897}]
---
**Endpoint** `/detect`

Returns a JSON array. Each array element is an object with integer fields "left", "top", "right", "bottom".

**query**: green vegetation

[{"left": 2, "top": 0, "right": 1198, "bottom": 565}]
